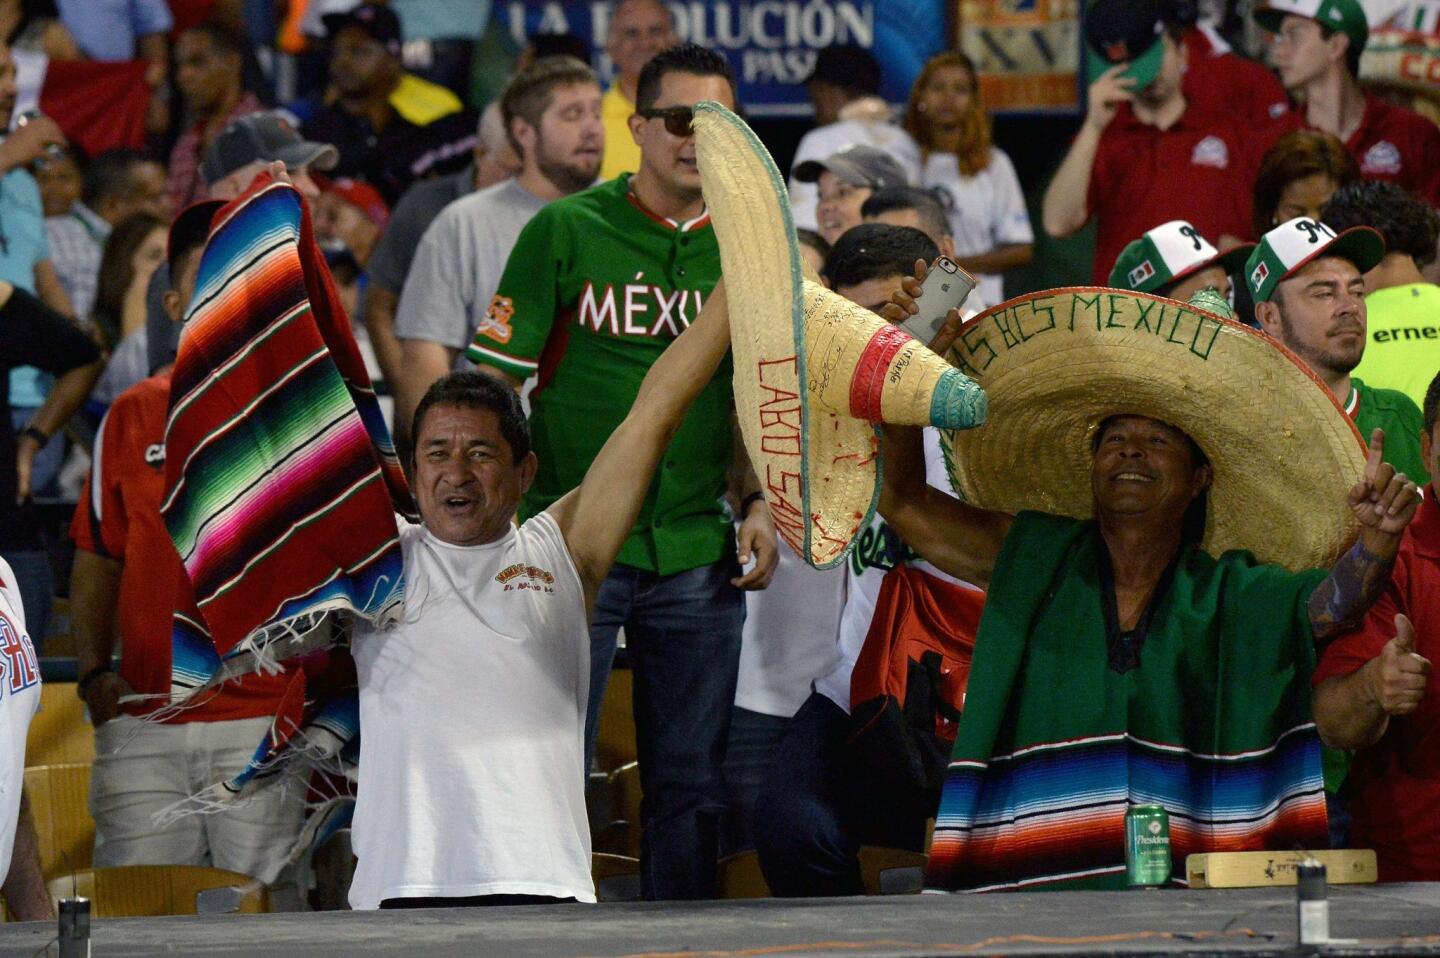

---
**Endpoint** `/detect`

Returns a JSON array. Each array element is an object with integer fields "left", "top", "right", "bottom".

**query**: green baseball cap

[
  {"left": 1254, "top": 0, "right": 1369, "bottom": 53},
  {"left": 1085, "top": 0, "right": 1167, "bottom": 90},
  {"left": 1245, "top": 217, "right": 1385, "bottom": 302},
  {"left": 1108, "top": 220, "right": 1254, "bottom": 294}
]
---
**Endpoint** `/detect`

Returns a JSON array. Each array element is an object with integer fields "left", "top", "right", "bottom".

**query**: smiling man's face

[
  {"left": 1090, "top": 415, "right": 1211, "bottom": 522},
  {"left": 413, "top": 403, "right": 534, "bottom": 546}
]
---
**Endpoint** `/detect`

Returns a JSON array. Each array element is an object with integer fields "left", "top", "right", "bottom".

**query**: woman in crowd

[
  {"left": 1252, "top": 130, "right": 1360, "bottom": 238},
  {"left": 904, "top": 51, "right": 1032, "bottom": 306},
  {"left": 90, "top": 212, "right": 166, "bottom": 350}
]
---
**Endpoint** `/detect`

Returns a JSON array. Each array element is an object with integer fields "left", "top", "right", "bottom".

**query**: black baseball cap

[
  {"left": 793, "top": 145, "right": 907, "bottom": 191},
  {"left": 201, "top": 113, "right": 338, "bottom": 186},
  {"left": 802, "top": 45, "right": 882, "bottom": 97},
  {"left": 1086, "top": 0, "right": 1168, "bottom": 89},
  {"left": 323, "top": 3, "right": 403, "bottom": 57}
]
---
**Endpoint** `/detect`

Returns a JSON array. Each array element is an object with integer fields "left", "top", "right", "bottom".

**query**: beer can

[{"left": 1125, "top": 804, "right": 1171, "bottom": 887}]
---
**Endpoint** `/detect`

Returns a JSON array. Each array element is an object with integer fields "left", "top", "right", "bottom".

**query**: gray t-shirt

[
  {"left": 368, "top": 165, "right": 473, "bottom": 296},
  {"left": 395, "top": 178, "right": 548, "bottom": 357}
]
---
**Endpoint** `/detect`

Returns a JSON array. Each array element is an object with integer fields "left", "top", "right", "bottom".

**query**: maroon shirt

[
  {"left": 1088, "top": 105, "right": 1259, "bottom": 284},
  {"left": 1183, "top": 27, "right": 1291, "bottom": 129},
  {"left": 1315, "top": 487, "right": 1440, "bottom": 881},
  {"left": 1274, "top": 94, "right": 1440, "bottom": 204}
]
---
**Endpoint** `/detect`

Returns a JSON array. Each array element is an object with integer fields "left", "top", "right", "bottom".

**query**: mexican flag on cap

[
  {"left": 1253, "top": 0, "right": 1370, "bottom": 50},
  {"left": 1245, "top": 217, "right": 1386, "bottom": 302},
  {"left": 1108, "top": 220, "right": 1253, "bottom": 294}
]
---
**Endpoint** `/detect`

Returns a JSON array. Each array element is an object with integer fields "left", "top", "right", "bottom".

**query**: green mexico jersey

[
  {"left": 466, "top": 174, "right": 733, "bottom": 575},
  {"left": 1351, "top": 378, "right": 1430, "bottom": 488}
]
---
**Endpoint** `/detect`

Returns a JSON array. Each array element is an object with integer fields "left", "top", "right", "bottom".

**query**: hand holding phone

[{"left": 898, "top": 256, "right": 976, "bottom": 346}]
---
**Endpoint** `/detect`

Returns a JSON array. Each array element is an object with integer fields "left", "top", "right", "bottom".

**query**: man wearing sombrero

[{"left": 880, "top": 270, "right": 1421, "bottom": 891}]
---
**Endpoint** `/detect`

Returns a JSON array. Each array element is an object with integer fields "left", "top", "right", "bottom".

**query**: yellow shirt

[
  {"left": 390, "top": 72, "right": 463, "bottom": 126},
  {"left": 600, "top": 84, "right": 641, "bottom": 182},
  {"left": 1352, "top": 283, "right": 1440, "bottom": 410}
]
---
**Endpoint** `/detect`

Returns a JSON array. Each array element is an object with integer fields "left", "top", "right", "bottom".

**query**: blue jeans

[
  {"left": 587, "top": 560, "right": 744, "bottom": 900},
  {"left": 721, "top": 705, "right": 790, "bottom": 856},
  {"left": 753, "top": 693, "right": 927, "bottom": 897},
  {"left": 0, "top": 548, "right": 50, "bottom": 652}
]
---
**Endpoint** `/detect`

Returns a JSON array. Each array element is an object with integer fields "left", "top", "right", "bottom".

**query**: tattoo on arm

[{"left": 1308, "top": 538, "right": 1394, "bottom": 642}]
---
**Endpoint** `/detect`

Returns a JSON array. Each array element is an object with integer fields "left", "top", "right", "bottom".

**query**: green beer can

[{"left": 1125, "top": 804, "right": 1171, "bottom": 887}]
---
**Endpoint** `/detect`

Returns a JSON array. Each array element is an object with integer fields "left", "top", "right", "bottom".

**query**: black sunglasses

[{"left": 637, "top": 105, "right": 694, "bottom": 138}]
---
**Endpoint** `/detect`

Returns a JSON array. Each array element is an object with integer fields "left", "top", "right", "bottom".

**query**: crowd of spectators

[{"left": 1, "top": 0, "right": 1439, "bottom": 919}]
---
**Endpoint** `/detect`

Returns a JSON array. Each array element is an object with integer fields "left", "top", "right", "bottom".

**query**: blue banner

[{"left": 501, "top": 1, "right": 950, "bottom": 116}]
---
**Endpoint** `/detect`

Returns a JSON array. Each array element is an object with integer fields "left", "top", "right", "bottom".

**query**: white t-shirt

[
  {"left": 0, "top": 559, "right": 42, "bottom": 883},
  {"left": 734, "top": 547, "right": 844, "bottom": 719},
  {"left": 349, "top": 512, "right": 594, "bottom": 908},
  {"left": 921, "top": 148, "right": 1033, "bottom": 307},
  {"left": 813, "top": 430, "right": 978, "bottom": 713},
  {"left": 788, "top": 118, "right": 922, "bottom": 233}
]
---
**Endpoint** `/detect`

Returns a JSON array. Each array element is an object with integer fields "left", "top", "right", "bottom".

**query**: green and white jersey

[
  {"left": 1349, "top": 377, "right": 1431, "bottom": 487},
  {"left": 467, "top": 174, "right": 732, "bottom": 575}
]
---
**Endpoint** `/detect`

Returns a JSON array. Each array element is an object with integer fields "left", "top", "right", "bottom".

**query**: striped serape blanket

[
  {"left": 926, "top": 512, "right": 1330, "bottom": 891},
  {"left": 162, "top": 175, "right": 414, "bottom": 689}
]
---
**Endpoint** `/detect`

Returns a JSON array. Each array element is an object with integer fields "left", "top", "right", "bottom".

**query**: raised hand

[
  {"left": 1348, "top": 428, "right": 1421, "bottom": 538},
  {"left": 1367, "top": 614, "right": 1430, "bottom": 716},
  {"left": 879, "top": 258, "right": 964, "bottom": 356},
  {"left": 1084, "top": 63, "right": 1136, "bottom": 134}
]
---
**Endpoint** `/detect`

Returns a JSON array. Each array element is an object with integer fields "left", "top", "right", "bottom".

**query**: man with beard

[
  {"left": 1042, "top": 0, "right": 1261, "bottom": 285},
  {"left": 468, "top": 44, "right": 779, "bottom": 901},
  {"left": 1252, "top": 216, "right": 1429, "bottom": 485},
  {"left": 392, "top": 57, "right": 604, "bottom": 434}
]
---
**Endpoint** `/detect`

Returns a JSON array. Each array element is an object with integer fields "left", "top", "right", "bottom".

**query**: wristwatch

[
  {"left": 18, "top": 424, "right": 47, "bottom": 445},
  {"left": 76, "top": 664, "right": 115, "bottom": 699}
]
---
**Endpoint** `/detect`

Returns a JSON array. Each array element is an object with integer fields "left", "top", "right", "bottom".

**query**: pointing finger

[{"left": 1365, "top": 428, "right": 1385, "bottom": 484}]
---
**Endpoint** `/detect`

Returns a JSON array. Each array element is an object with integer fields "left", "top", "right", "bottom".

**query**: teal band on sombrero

[{"left": 931, "top": 368, "right": 989, "bottom": 430}]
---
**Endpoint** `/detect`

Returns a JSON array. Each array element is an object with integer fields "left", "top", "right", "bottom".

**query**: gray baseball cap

[
  {"left": 793, "top": 145, "right": 908, "bottom": 190},
  {"left": 201, "top": 113, "right": 338, "bottom": 186}
]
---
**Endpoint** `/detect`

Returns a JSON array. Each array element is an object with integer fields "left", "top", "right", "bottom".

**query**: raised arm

[
  {"left": 1308, "top": 430, "right": 1421, "bottom": 641},
  {"left": 877, "top": 262, "right": 1012, "bottom": 586},
  {"left": 549, "top": 283, "right": 733, "bottom": 615},
  {"left": 1041, "top": 65, "right": 1132, "bottom": 238},
  {"left": 1314, "top": 613, "right": 1429, "bottom": 749}
]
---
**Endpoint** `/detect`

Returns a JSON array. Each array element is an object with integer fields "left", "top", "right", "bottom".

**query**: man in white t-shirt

[
  {"left": 752, "top": 224, "right": 984, "bottom": 897},
  {"left": 0, "top": 559, "right": 53, "bottom": 921},
  {"left": 348, "top": 279, "right": 736, "bottom": 909},
  {"left": 788, "top": 45, "right": 921, "bottom": 233}
]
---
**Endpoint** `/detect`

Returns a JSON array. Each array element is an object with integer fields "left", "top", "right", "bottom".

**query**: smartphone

[{"left": 900, "top": 256, "right": 977, "bottom": 345}]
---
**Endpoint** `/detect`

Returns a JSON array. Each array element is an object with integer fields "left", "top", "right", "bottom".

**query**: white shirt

[
  {"left": 813, "top": 430, "right": 976, "bottom": 713},
  {"left": 0, "top": 559, "right": 42, "bottom": 883},
  {"left": 349, "top": 512, "right": 594, "bottom": 908},
  {"left": 734, "top": 547, "right": 844, "bottom": 718},
  {"left": 788, "top": 118, "right": 922, "bottom": 232},
  {"left": 921, "top": 148, "right": 1033, "bottom": 307}
]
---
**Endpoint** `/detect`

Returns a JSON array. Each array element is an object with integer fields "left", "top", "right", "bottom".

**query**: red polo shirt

[
  {"left": 1314, "top": 487, "right": 1440, "bottom": 881},
  {"left": 1182, "top": 26, "right": 1291, "bottom": 130},
  {"left": 70, "top": 372, "right": 288, "bottom": 722},
  {"left": 1275, "top": 94, "right": 1440, "bottom": 204},
  {"left": 1088, "top": 105, "right": 1260, "bottom": 284}
]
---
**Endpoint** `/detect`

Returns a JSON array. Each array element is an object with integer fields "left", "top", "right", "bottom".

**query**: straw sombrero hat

[
  {"left": 692, "top": 101, "right": 986, "bottom": 569},
  {"left": 939, "top": 288, "right": 1368, "bottom": 571}
]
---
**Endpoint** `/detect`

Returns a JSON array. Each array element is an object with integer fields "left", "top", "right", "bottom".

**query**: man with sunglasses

[{"left": 467, "top": 43, "right": 779, "bottom": 901}]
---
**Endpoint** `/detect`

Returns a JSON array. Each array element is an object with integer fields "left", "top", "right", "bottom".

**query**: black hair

[
  {"left": 528, "top": 32, "right": 591, "bottom": 64},
  {"left": 821, "top": 223, "right": 938, "bottom": 291},
  {"left": 1317, "top": 24, "right": 1364, "bottom": 78},
  {"left": 1425, "top": 369, "right": 1440, "bottom": 437},
  {"left": 412, "top": 371, "right": 532, "bottom": 464},
  {"left": 183, "top": 21, "right": 248, "bottom": 60},
  {"left": 167, "top": 203, "right": 216, "bottom": 280},
  {"left": 796, "top": 228, "right": 830, "bottom": 261},
  {"left": 81, "top": 149, "right": 146, "bottom": 210},
  {"left": 1322, "top": 180, "right": 1440, "bottom": 267},
  {"left": 860, "top": 186, "right": 952, "bottom": 243},
  {"left": 635, "top": 43, "right": 735, "bottom": 112}
]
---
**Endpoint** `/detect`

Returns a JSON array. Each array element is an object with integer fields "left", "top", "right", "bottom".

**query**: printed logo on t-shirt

[
  {"left": 495, "top": 562, "right": 556, "bottom": 594},
  {"left": 144, "top": 443, "right": 165, "bottom": 467},
  {"left": 1268, "top": 101, "right": 1289, "bottom": 119},
  {"left": 0, "top": 611, "right": 39, "bottom": 696},
  {"left": 1191, "top": 135, "right": 1230, "bottom": 169},
  {"left": 1362, "top": 140, "right": 1402, "bottom": 176},
  {"left": 1128, "top": 260, "right": 1156, "bottom": 287},
  {"left": 477, "top": 295, "right": 515, "bottom": 344}
]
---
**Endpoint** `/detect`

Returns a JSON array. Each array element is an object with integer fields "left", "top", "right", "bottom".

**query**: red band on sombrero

[{"left": 848, "top": 325, "right": 910, "bottom": 421}]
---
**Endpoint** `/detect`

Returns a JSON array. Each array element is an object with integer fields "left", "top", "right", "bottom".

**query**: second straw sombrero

[
  {"left": 937, "top": 288, "right": 1367, "bottom": 571},
  {"left": 692, "top": 101, "right": 987, "bottom": 569}
]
